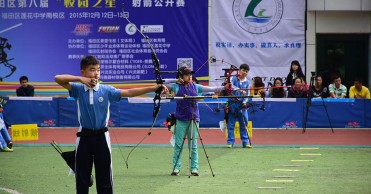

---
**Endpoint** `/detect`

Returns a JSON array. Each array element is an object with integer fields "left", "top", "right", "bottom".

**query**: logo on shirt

[{"left": 98, "top": 97, "right": 104, "bottom": 102}]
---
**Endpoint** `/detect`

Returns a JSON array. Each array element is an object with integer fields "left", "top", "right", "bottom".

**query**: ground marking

[
  {"left": 282, "top": 165, "right": 302, "bottom": 167},
  {"left": 273, "top": 169, "right": 299, "bottom": 172},
  {"left": 266, "top": 180, "right": 294, "bottom": 183},
  {"left": 273, "top": 175, "right": 296, "bottom": 178},
  {"left": 299, "top": 147, "right": 319, "bottom": 150},
  {"left": 257, "top": 187, "right": 284, "bottom": 189},
  {"left": 0, "top": 187, "right": 22, "bottom": 194},
  {"left": 291, "top": 160, "right": 314, "bottom": 162},
  {"left": 300, "top": 153, "right": 321, "bottom": 156}
]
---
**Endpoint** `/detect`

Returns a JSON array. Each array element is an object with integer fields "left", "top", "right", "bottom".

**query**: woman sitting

[
  {"left": 268, "top": 77, "right": 286, "bottom": 98},
  {"left": 250, "top": 76, "right": 266, "bottom": 98},
  {"left": 287, "top": 77, "right": 307, "bottom": 98}
]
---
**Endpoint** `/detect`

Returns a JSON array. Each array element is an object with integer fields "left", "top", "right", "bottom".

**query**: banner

[
  {"left": 210, "top": 0, "right": 305, "bottom": 87},
  {"left": 0, "top": 0, "right": 208, "bottom": 83}
]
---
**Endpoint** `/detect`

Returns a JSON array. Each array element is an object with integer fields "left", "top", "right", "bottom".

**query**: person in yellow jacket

[{"left": 349, "top": 78, "right": 370, "bottom": 99}]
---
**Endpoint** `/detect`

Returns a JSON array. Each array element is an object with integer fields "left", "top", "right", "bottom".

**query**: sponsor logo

[
  {"left": 41, "top": 119, "right": 56, "bottom": 127},
  {"left": 282, "top": 121, "right": 297, "bottom": 128},
  {"left": 108, "top": 119, "right": 115, "bottom": 127},
  {"left": 345, "top": 121, "right": 360, "bottom": 128},
  {"left": 98, "top": 26, "right": 120, "bottom": 33},
  {"left": 125, "top": 23, "right": 137, "bottom": 35},
  {"left": 140, "top": 25, "right": 164, "bottom": 33},
  {"left": 72, "top": 24, "right": 92, "bottom": 36},
  {"left": 233, "top": 0, "right": 283, "bottom": 34}
]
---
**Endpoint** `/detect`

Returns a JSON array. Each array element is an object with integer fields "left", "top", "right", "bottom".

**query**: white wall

[{"left": 308, "top": 0, "right": 371, "bottom": 11}]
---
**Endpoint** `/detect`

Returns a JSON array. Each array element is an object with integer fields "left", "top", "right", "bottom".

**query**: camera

[{"left": 311, "top": 72, "right": 316, "bottom": 76}]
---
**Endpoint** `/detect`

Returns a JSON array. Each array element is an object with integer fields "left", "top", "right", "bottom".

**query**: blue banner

[
  {"left": 0, "top": 0, "right": 208, "bottom": 82},
  {"left": 4, "top": 98, "right": 371, "bottom": 128}
]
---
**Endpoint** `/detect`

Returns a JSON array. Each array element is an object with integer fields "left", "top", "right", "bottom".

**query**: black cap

[{"left": 179, "top": 66, "right": 194, "bottom": 75}]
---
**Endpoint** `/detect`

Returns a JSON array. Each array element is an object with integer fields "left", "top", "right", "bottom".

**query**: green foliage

[{"left": 0, "top": 147, "right": 370, "bottom": 194}]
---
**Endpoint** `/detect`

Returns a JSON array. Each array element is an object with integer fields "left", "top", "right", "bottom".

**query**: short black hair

[
  {"left": 332, "top": 75, "right": 340, "bottom": 82},
  {"left": 240, "top": 64, "right": 250, "bottom": 71},
  {"left": 19, "top": 76, "right": 28, "bottom": 82},
  {"left": 80, "top": 56, "right": 100, "bottom": 70},
  {"left": 354, "top": 77, "right": 363, "bottom": 83}
]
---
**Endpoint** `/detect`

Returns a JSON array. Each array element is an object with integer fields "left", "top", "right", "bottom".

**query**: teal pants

[{"left": 172, "top": 120, "right": 199, "bottom": 171}]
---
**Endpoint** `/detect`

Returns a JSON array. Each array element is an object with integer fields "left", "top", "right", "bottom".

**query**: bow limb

[{"left": 122, "top": 9, "right": 165, "bottom": 168}]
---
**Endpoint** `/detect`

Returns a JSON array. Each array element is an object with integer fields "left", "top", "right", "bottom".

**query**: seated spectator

[
  {"left": 16, "top": 76, "right": 34, "bottom": 96},
  {"left": 250, "top": 76, "right": 266, "bottom": 98},
  {"left": 0, "top": 104, "right": 12, "bottom": 152},
  {"left": 287, "top": 77, "right": 307, "bottom": 98},
  {"left": 268, "top": 77, "right": 286, "bottom": 98},
  {"left": 349, "top": 78, "right": 370, "bottom": 99},
  {"left": 310, "top": 75, "right": 329, "bottom": 98},
  {"left": 329, "top": 75, "right": 347, "bottom": 98},
  {"left": 301, "top": 77, "right": 309, "bottom": 91}
]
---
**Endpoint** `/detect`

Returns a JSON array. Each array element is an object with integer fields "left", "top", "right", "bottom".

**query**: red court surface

[{"left": 14, "top": 128, "right": 371, "bottom": 146}]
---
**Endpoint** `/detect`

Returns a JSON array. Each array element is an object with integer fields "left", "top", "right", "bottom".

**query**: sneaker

[
  {"left": 2, "top": 147, "right": 13, "bottom": 152},
  {"left": 226, "top": 144, "right": 233, "bottom": 148},
  {"left": 7, "top": 142, "right": 13, "bottom": 149},
  {"left": 191, "top": 170, "right": 199, "bottom": 176},
  {"left": 171, "top": 169, "right": 180, "bottom": 176},
  {"left": 243, "top": 144, "right": 252, "bottom": 148}
]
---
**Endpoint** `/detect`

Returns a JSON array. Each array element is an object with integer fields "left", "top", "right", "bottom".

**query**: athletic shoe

[
  {"left": 191, "top": 170, "right": 199, "bottom": 176},
  {"left": 243, "top": 144, "right": 252, "bottom": 148},
  {"left": 171, "top": 169, "right": 180, "bottom": 176},
  {"left": 226, "top": 144, "right": 233, "bottom": 148},
  {"left": 7, "top": 142, "right": 13, "bottom": 149},
  {"left": 2, "top": 147, "right": 13, "bottom": 152}
]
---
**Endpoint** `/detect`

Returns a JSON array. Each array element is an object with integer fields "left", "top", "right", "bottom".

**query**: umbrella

[{"left": 51, "top": 140, "right": 93, "bottom": 187}]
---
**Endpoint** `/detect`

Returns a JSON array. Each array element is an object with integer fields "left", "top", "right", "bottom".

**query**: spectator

[
  {"left": 16, "top": 76, "right": 34, "bottom": 96},
  {"left": 250, "top": 76, "right": 266, "bottom": 98},
  {"left": 268, "top": 77, "right": 286, "bottom": 98},
  {"left": 320, "top": 67, "right": 342, "bottom": 88},
  {"left": 286, "top": 60, "right": 305, "bottom": 86},
  {"left": 287, "top": 77, "right": 307, "bottom": 98},
  {"left": 0, "top": 104, "right": 13, "bottom": 152},
  {"left": 329, "top": 75, "right": 347, "bottom": 98},
  {"left": 349, "top": 78, "right": 370, "bottom": 99},
  {"left": 309, "top": 75, "right": 329, "bottom": 98}
]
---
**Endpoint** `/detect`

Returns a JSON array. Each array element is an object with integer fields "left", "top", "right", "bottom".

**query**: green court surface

[{"left": 1, "top": 146, "right": 370, "bottom": 194}]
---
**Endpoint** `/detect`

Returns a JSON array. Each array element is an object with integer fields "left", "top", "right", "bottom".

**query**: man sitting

[
  {"left": 349, "top": 78, "right": 370, "bottom": 99},
  {"left": 16, "top": 76, "right": 34, "bottom": 96},
  {"left": 328, "top": 75, "right": 347, "bottom": 98}
]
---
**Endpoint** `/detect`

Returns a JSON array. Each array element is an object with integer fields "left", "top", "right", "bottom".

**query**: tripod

[
  {"left": 171, "top": 101, "right": 215, "bottom": 177},
  {"left": 303, "top": 73, "right": 334, "bottom": 133}
]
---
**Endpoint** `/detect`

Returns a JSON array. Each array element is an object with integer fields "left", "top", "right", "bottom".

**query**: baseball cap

[{"left": 179, "top": 66, "right": 194, "bottom": 75}]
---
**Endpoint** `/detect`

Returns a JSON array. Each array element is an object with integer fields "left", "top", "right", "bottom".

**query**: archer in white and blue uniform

[{"left": 226, "top": 64, "right": 251, "bottom": 148}]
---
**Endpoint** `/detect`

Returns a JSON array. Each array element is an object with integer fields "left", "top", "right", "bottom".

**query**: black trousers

[{"left": 75, "top": 131, "right": 112, "bottom": 194}]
